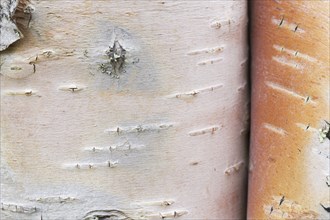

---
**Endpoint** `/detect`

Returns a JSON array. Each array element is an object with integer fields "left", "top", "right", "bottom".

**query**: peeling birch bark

[
  {"left": 1, "top": 1, "right": 248, "bottom": 219},
  {"left": 248, "top": 1, "right": 330, "bottom": 219}
]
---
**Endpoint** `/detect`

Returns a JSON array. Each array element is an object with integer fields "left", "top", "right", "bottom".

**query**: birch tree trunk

[
  {"left": 1, "top": 1, "right": 248, "bottom": 219},
  {"left": 248, "top": 0, "right": 330, "bottom": 219}
]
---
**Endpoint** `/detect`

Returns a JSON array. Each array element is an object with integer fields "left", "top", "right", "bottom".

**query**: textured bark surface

[
  {"left": 1, "top": 1, "right": 248, "bottom": 219},
  {"left": 248, "top": 0, "right": 329, "bottom": 219},
  {"left": 0, "top": 0, "right": 35, "bottom": 51}
]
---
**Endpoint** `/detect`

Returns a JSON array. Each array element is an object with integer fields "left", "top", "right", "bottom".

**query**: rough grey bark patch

[
  {"left": 99, "top": 40, "right": 126, "bottom": 78},
  {"left": 0, "top": 0, "right": 21, "bottom": 51},
  {"left": 83, "top": 210, "right": 131, "bottom": 220},
  {"left": 319, "top": 121, "right": 330, "bottom": 142},
  {"left": 0, "top": 0, "right": 34, "bottom": 51}
]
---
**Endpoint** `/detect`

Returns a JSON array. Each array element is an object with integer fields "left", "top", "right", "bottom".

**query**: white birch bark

[{"left": 1, "top": 1, "right": 248, "bottom": 219}]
